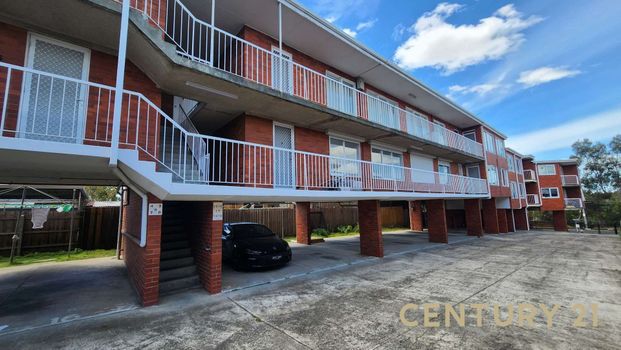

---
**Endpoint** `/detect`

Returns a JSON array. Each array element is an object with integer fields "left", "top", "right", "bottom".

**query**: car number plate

[{"left": 272, "top": 255, "right": 282, "bottom": 260}]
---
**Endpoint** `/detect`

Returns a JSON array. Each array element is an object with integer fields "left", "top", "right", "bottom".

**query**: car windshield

[{"left": 231, "top": 224, "right": 275, "bottom": 240}]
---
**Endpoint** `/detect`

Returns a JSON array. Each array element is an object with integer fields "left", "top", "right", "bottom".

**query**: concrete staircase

[{"left": 159, "top": 203, "right": 200, "bottom": 295}]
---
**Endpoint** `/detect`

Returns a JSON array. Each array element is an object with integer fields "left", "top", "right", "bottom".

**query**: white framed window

[
  {"left": 438, "top": 161, "right": 451, "bottom": 184},
  {"left": 519, "top": 183, "right": 526, "bottom": 198},
  {"left": 500, "top": 168, "right": 509, "bottom": 187},
  {"left": 495, "top": 138, "right": 506, "bottom": 157},
  {"left": 484, "top": 131, "right": 496, "bottom": 154},
  {"left": 463, "top": 130, "right": 477, "bottom": 142},
  {"left": 541, "top": 187, "right": 560, "bottom": 198},
  {"left": 371, "top": 147, "right": 404, "bottom": 180},
  {"left": 326, "top": 72, "right": 357, "bottom": 116},
  {"left": 515, "top": 157, "right": 523, "bottom": 173},
  {"left": 329, "top": 137, "right": 360, "bottom": 176},
  {"left": 538, "top": 164, "right": 556, "bottom": 175},
  {"left": 487, "top": 165, "right": 499, "bottom": 185},
  {"left": 510, "top": 181, "right": 518, "bottom": 199},
  {"left": 507, "top": 154, "right": 515, "bottom": 172},
  {"left": 466, "top": 164, "right": 481, "bottom": 178}
]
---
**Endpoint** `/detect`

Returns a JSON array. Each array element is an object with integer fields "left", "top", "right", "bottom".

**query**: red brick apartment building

[
  {"left": 521, "top": 157, "right": 585, "bottom": 230},
  {"left": 0, "top": 0, "right": 582, "bottom": 305}
]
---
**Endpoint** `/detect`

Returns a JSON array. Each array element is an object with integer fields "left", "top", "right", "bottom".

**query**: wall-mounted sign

[
  {"left": 213, "top": 202, "right": 223, "bottom": 221},
  {"left": 148, "top": 203, "right": 163, "bottom": 216}
]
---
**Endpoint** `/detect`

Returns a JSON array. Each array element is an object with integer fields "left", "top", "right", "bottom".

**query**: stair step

[
  {"left": 162, "top": 240, "right": 190, "bottom": 251},
  {"left": 162, "top": 233, "right": 188, "bottom": 243},
  {"left": 160, "top": 265, "right": 197, "bottom": 282},
  {"left": 160, "top": 247, "right": 192, "bottom": 260},
  {"left": 160, "top": 256, "right": 195, "bottom": 270},
  {"left": 159, "top": 275, "right": 201, "bottom": 295},
  {"left": 162, "top": 225, "right": 186, "bottom": 234}
]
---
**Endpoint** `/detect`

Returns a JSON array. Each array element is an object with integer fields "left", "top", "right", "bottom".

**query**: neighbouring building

[{"left": 0, "top": 0, "right": 583, "bottom": 306}]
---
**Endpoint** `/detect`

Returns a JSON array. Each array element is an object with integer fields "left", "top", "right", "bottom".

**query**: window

[
  {"left": 487, "top": 165, "right": 499, "bottom": 185},
  {"left": 510, "top": 182, "right": 518, "bottom": 199},
  {"left": 519, "top": 183, "right": 526, "bottom": 198},
  {"left": 495, "top": 138, "right": 506, "bottom": 157},
  {"left": 483, "top": 132, "right": 495, "bottom": 154},
  {"left": 463, "top": 130, "right": 477, "bottom": 142},
  {"left": 329, "top": 137, "right": 360, "bottom": 176},
  {"left": 500, "top": 169, "right": 509, "bottom": 187},
  {"left": 371, "top": 147, "right": 404, "bottom": 180},
  {"left": 507, "top": 154, "right": 515, "bottom": 172},
  {"left": 326, "top": 72, "right": 357, "bottom": 116},
  {"left": 438, "top": 162, "right": 450, "bottom": 184},
  {"left": 541, "top": 187, "right": 560, "bottom": 198},
  {"left": 515, "top": 157, "right": 523, "bottom": 173},
  {"left": 466, "top": 165, "right": 481, "bottom": 178},
  {"left": 538, "top": 164, "right": 556, "bottom": 175}
]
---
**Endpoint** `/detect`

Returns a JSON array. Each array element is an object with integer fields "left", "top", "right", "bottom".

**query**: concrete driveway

[{"left": 2, "top": 231, "right": 621, "bottom": 349}]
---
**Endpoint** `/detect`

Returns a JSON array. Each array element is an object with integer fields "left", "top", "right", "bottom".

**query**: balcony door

[
  {"left": 20, "top": 34, "right": 90, "bottom": 143},
  {"left": 326, "top": 73, "right": 357, "bottom": 116},
  {"left": 410, "top": 154, "right": 435, "bottom": 184},
  {"left": 273, "top": 123, "right": 295, "bottom": 188},
  {"left": 271, "top": 49, "right": 293, "bottom": 94}
]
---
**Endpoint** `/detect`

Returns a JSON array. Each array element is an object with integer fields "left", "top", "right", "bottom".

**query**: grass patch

[
  {"left": 284, "top": 226, "right": 410, "bottom": 242},
  {"left": 0, "top": 249, "right": 116, "bottom": 268}
]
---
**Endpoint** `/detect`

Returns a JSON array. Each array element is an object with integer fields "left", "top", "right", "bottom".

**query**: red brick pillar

[
  {"left": 514, "top": 208, "right": 529, "bottom": 230},
  {"left": 552, "top": 210, "right": 567, "bottom": 232},
  {"left": 122, "top": 191, "right": 162, "bottom": 306},
  {"left": 427, "top": 200, "right": 448, "bottom": 243},
  {"left": 295, "top": 202, "right": 311, "bottom": 244},
  {"left": 191, "top": 202, "right": 223, "bottom": 294},
  {"left": 358, "top": 200, "right": 383, "bottom": 257},
  {"left": 497, "top": 209, "right": 508, "bottom": 233},
  {"left": 408, "top": 201, "right": 424, "bottom": 232},
  {"left": 506, "top": 209, "right": 515, "bottom": 232},
  {"left": 464, "top": 199, "right": 483, "bottom": 237},
  {"left": 482, "top": 199, "right": 499, "bottom": 234}
]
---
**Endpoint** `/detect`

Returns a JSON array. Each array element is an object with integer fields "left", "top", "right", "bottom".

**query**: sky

[{"left": 296, "top": 0, "right": 621, "bottom": 160}]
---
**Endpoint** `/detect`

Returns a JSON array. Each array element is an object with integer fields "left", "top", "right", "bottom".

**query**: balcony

[
  {"left": 564, "top": 198, "right": 583, "bottom": 209},
  {"left": 524, "top": 169, "right": 537, "bottom": 182},
  {"left": 527, "top": 194, "right": 541, "bottom": 206},
  {"left": 561, "top": 175, "right": 580, "bottom": 187},
  {"left": 116, "top": 0, "right": 484, "bottom": 159},
  {"left": 0, "top": 62, "right": 488, "bottom": 199}
]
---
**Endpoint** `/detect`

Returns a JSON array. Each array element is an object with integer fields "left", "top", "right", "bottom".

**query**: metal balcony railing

[
  {"left": 561, "top": 175, "right": 579, "bottom": 186},
  {"left": 116, "top": 0, "right": 485, "bottom": 159},
  {"left": 564, "top": 198, "right": 583, "bottom": 209},
  {"left": 524, "top": 169, "right": 536, "bottom": 182},
  {"left": 527, "top": 194, "right": 540, "bottom": 206},
  {"left": 0, "top": 62, "right": 489, "bottom": 196}
]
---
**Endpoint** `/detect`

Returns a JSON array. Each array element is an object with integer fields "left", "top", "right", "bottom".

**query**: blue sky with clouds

[{"left": 296, "top": 0, "right": 621, "bottom": 160}]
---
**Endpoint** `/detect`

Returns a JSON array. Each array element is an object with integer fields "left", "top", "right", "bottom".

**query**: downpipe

[{"left": 112, "top": 167, "right": 148, "bottom": 248}]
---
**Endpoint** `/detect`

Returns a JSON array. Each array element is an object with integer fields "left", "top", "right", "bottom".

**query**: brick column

[
  {"left": 408, "top": 201, "right": 424, "bottom": 232},
  {"left": 552, "top": 210, "right": 567, "bottom": 232},
  {"left": 358, "top": 200, "right": 383, "bottom": 257},
  {"left": 514, "top": 208, "right": 529, "bottom": 230},
  {"left": 427, "top": 200, "right": 448, "bottom": 243},
  {"left": 497, "top": 209, "right": 508, "bottom": 233},
  {"left": 191, "top": 202, "right": 223, "bottom": 294},
  {"left": 506, "top": 209, "right": 515, "bottom": 232},
  {"left": 464, "top": 199, "right": 483, "bottom": 237},
  {"left": 122, "top": 191, "right": 162, "bottom": 306},
  {"left": 482, "top": 199, "right": 499, "bottom": 234},
  {"left": 295, "top": 202, "right": 311, "bottom": 245}
]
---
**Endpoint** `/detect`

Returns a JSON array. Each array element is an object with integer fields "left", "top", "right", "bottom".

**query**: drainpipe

[{"left": 109, "top": 0, "right": 147, "bottom": 247}]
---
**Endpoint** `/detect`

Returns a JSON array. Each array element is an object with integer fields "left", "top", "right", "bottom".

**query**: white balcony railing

[
  {"left": 564, "top": 198, "right": 583, "bottom": 209},
  {"left": 527, "top": 194, "right": 540, "bottom": 206},
  {"left": 524, "top": 169, "right": 536, "bottom": 182},
  {"left": 0, "top": 62, "right": 489, "bottom": 196},
  {"left": 561, "top": 175, "right": 579, "bottom": 186},
  {"left": 117, "top": 0, "right": 484, "bottom": 159}
]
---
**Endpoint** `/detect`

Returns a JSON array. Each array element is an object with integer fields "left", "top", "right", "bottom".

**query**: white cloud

[
  {"left": 393, "top": 3, "right": 543, "bottom": 74},
  {"left": 449, "top": 83, "right": 501, "bottom": 96},
  {"left": 392, "top": 23, "right": 407, "bottom": 41},
  {"left": 506, "top": 107, "right": 621, "bottom": 154},
  {"left": 517, "top": 66, "right": 581, "bottom": 87},
  {"left": 356, "top": 19, "right": 377, "bottom": 31},
  {"left": 342, "top": 28, "right": 357, "bottom": 37}
]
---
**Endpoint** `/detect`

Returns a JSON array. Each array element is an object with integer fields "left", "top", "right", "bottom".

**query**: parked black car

[{"left": 222, "top": 223, "right": 292, "bottom": 270}]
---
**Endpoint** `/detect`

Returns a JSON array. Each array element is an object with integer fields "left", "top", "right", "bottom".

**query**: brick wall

[
  {"left": 427, "top": 199, "right": 448, "bottom": 243},
  {"left": 358, "top": 200, "right": 383, "bottom": 257},
  {"left": 538, "top": 164, "right": 565, "bottom": 211},
  {"left": 122, "top": 191, "right": 162, "bottom": 306},
  {"left": 409, "top": 201, "right": 423, "bottom": 231},
  {"left": 464, "top": 199, "right": 483, "bottom": 236},
  {"left": 482, "top": 199, "right": 499, "bottom": 234},
  {"left": 188, "top": 201, "right": 222, "bottom": 294},
  {"left": 0, "top": 23, "right": 28, "bottom": 137},
  {"left": 295, "top": 202, "right": 311, "bottom": 244}
]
